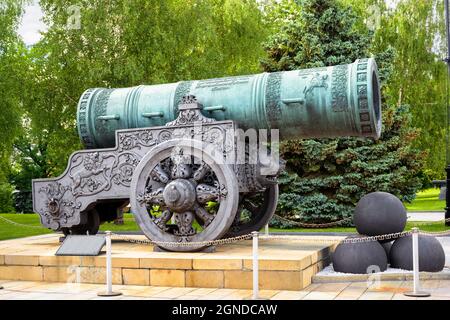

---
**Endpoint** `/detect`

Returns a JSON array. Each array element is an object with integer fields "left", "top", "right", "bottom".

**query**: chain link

[
  {"left": 0, "top": 215, "right": 46, "bottom": 229},
  {"left": 419, "top": 230, "right": 450, "bottom": 237},
  {"left": 414, "top": 218, "right": 450, "bottom": 237},
  {"left": 273, "top": 214, "right": 352, "bottom": 228},
  {"left": 340, "top": 230, "right": 413, "bottom": 243},
  {"left": 110, "top": 232, "right": 253, "bottom": 248},
  {"left": 408, "top": 217, "right": 450, "bottom": 227},
  {"left": 260, "top": 230, "right": 413, "bottom": 244},
  {"left": 259, "top": 235, "right": 342, "bottom": 244}
]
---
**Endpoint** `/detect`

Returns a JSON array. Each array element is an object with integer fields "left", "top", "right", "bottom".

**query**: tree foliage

[
  {"left": 0, "top": 0, "right": 28, "bottom": 212},
  {"left": 10, "top": 130, "right": 55, "bottom": 212},
  {"left": 261, "top": 0, "right": 426, "bottom": 226},
  {"left": 261, "top": 0, "right": 371, "bottom": 70},
  {"left": 344, "top": 0, "right": 447, "bottom": 180},
  {"left": 25, "top": 0, "right": 268, "bottom": 175}
]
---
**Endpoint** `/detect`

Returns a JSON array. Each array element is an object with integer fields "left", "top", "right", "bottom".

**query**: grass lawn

[
  {"left": 1, "top": 212, "right": 449, "bottom": 241},
  {"left": 404, "top": 188, "right": 445, "bottom": 212},
  {"left": 0, "top": 213, "right": 53, "bottom": 241}
]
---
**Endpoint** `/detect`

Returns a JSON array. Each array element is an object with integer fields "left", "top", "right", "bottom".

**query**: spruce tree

[{"left": 261, "top": 0, "right": 426, "bottom": 226}]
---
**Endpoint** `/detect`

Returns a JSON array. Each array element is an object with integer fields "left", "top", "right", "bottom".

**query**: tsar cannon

[{"left": 32, "top": 58, "right": 381, "bottom": 251}]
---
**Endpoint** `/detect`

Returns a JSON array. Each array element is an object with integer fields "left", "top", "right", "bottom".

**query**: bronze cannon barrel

[{"left": 77, "top": 58, "right": 381, "bottom": 149}]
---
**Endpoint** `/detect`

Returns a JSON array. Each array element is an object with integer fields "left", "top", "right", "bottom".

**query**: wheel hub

[{"left": 163, "top": 179, "right": 196, "bottom": 212}]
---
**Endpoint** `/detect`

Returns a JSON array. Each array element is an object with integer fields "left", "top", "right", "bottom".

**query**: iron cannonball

[
  {"left": 332, "top": 236, "right": 388, "bottom": 274},
  {"left": 380, "top": 241, "right": 393, "bottom": 264},
  {"left": 389, "top": 234, "right": 445, "bottom": 272},
  {"left": 354, "top": 192, "right": 407, "bottom": 240}
]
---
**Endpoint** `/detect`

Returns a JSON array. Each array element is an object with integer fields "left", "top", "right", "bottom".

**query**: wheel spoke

[
  {"left": 152, "top": 209, "right": 172, "bottom": 231},
  {"left": 173, "top": 211, "right": 196, "bottom": 236},
  {"left": 196, "top": 183, "right": 220, "bottom": 203},
  {"left": 242, "top": 198, "right": 260, "bottom": 216},
  {"left": 170, "top": 147, "right": 192, "bottom": 179},
  {"left": 151, "top": 164, "right": 169, "bottom": 184},
  {"left": 193, "top": 162, "right": 210, "bottom": 181},
  {"left": 195, "top": 205, "right": 215, "bottom": 227},
  {"left": 139, "top": 186, "right": 165, "bottom": 206}
]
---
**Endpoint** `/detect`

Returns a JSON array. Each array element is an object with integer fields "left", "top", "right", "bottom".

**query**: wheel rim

[
  {"left": 130, "top": 139, "right": 239, "bottom": 252},
  {"left": 226, "top": 184, "right": 278, "bottom": 237}
]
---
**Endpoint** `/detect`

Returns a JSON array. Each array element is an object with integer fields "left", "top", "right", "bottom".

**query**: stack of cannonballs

[{"left": 332, "top": 192, "right": 445, "bottom": 274}]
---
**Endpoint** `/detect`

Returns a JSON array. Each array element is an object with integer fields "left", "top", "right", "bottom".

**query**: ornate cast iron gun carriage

[{"left": 32, "top": 58, "right": 381, "bottom": 251}]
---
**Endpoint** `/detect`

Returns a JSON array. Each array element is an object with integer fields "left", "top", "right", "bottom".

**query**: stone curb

[{"left": 313, "top": 271, "right": 450, "bottom": 283}]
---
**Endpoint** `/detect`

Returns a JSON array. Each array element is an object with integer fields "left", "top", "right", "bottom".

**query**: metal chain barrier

[
  {"left": 419, "top": 230, "right": 450, "bottom": 237},
  {"left": 110, "top": 229, "right": 417, "bottom": 247},
  {"left": 341, "top": 231, "right": 413, "bottom": 243},
  {"left": 273, "top": 214, "right": 353, "bottom": 228},
  {"left": 260, "top": 230, "right": 413, "bottom": 244},
  {"left": 417, "top": 218, "right": 450, "bottom": 237},
  {"left": 259, "top": 235, "right": 343, "bottom": 244},
  {"left": 408, "top": 217, "right": 450, "bottom": 227},
  {"left": 0, "top": 215, "right": 46, "bottom": 229},
  {"left": 271, "top": 215, "right": 450, "bottom": 239},
  {"left": 110, "top": 232, "right": 253, "bottom": 248}
]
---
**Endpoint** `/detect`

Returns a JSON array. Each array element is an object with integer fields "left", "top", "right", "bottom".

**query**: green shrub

[{"left": 0, "top": 182, "right": 15, "bottom": 213}]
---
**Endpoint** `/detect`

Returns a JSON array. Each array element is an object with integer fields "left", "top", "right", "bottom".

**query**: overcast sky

[
  {"left": 18, "top": 0, "right": 401, "bottom": 47},
  {"left": 18, "top": 0, "right": 47, "bottom": 46}
]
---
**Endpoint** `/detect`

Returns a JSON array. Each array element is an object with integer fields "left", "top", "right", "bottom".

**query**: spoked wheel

[
  {"left": 130, "top": 139, "right": 239, "bottom": 252},
  {"left": 225, "top": 184, "right": 278, "bottom": 237},
  {"left": 62, "top": 208, "right": 101, "bottom": 236}
]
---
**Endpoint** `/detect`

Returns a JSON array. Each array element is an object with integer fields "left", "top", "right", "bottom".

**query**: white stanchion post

[
  {"left": 412, "top": 228, "right": 420, "bottom": 292},
  {"left": 252, "top": 231, "right": 259, "bottom": 300},
  {"left": 265, "top": 224, "right": 269, "bottom": 236},
  {"left": 404, "top": 228, "right": 430, "bottom": 297},
  {"left": 98, "top": 231, "right": 122, "bottom": 297}
]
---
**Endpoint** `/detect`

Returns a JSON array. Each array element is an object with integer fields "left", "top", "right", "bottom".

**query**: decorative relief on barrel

[
  {"left": 331, "top": 65, "right": 349, "bottom": 112},
  {"left": 174, "top": 81, "right": 194, "bottom": 114},
  {"left": 265, "top": 72, "right": 283, "bottom": 127},
  {"left": 303, "top": 73, "right": 329, "bottom": 96},
  {"left": 94, "top": 89, "right": 114, "bottom": 135},
  {"left": 358, "top": 85, "right": 368, "bottom": 96},
  {"left": 298, "top": 67, "right": 327, "bottom": 78},
  {"left": 78, "top": 89, "right": 96, "bottom": 149},
  {"left": 167, "top": 95, "right": 215, "bottom": 127},
  {"left": 357, "top": 73, "right": 367, "bottom": 82},
  {"left": 196, "top": 76, "right": 251, "bottom": 91},
  {"left": 357, "top": 63, "right": 368, "bottom": 71},
  {"left": 355, "top": 61, "right": 372, "bottom": 135}
]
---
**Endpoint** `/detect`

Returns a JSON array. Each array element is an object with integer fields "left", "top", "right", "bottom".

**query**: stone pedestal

[{"left": 0, "top": 234, "right": 343, "bottom": 291}]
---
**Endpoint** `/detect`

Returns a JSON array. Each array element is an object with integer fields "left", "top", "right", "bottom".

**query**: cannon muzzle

[{"left": 77, "top": 58, "right": 381, "bottom": 149}]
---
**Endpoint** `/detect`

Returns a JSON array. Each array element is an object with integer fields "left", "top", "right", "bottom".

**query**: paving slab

[
  {"left": 335, "top": 282, "right": 368, "bottom": 300},
  {"left": 270, "top": 290, "right": 310, "bottom": 300},
  {"left": 1, "top": 279, "right": 450, "bottom": 300},
  {"left": 358, "top": 291, "right": 395, "bottom": 300},
  {"left": 407, "top": 211, "right": 444, "bottom": 222}
]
